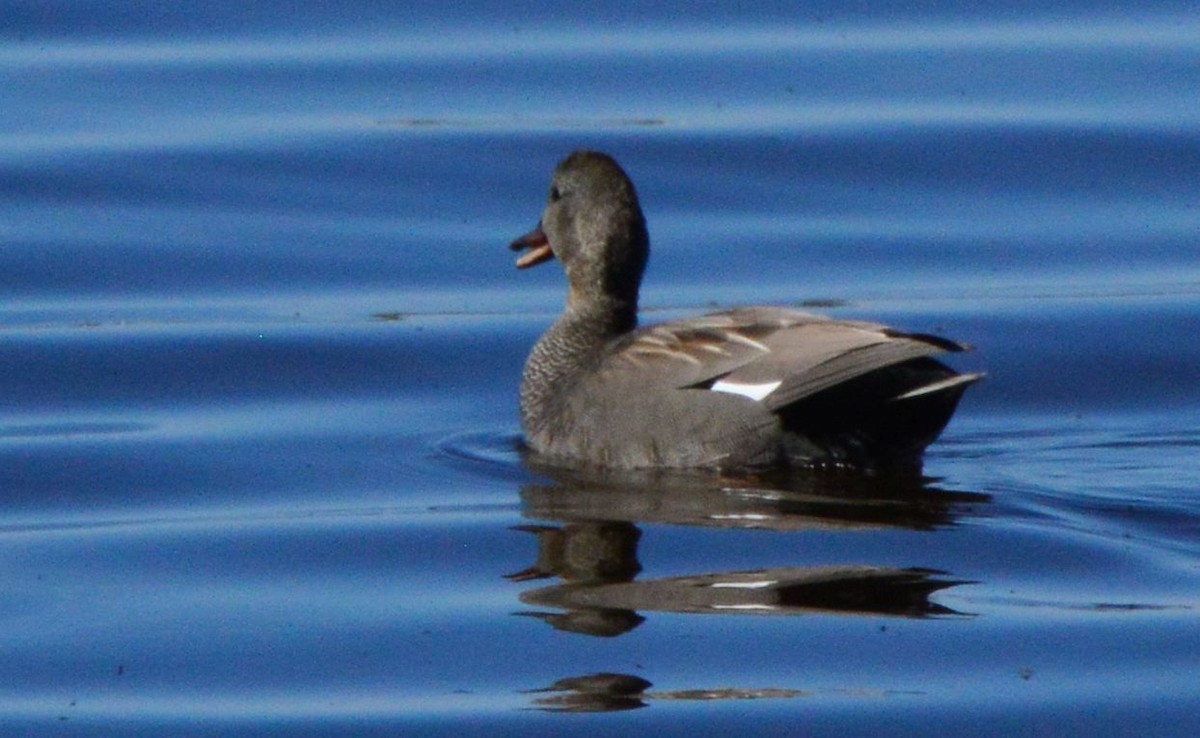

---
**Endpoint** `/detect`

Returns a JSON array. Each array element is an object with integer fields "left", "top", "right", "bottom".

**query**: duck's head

[{"left": 511, "top": 150, "right": 649, "bottom": 311}]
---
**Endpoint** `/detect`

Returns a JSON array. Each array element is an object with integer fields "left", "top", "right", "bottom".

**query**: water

[{"left": 3, "top": 2, "right": 1199, "bottom": 734}]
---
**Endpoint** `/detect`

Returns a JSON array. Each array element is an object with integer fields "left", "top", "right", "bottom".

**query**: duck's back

[{"left": 522, "top": 307, "right": 980, "bottom": 470}]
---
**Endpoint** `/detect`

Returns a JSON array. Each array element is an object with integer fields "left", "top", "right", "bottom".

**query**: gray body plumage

[{"left": 511, "top": 151, "right": 981, "bottom": 471}]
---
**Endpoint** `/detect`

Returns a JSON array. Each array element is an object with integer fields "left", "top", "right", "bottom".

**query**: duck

[{"left": 510, "top": 150, "right": 981, "bottom": 471}]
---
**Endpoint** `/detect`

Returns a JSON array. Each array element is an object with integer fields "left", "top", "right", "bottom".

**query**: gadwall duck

[{"left": 510, "top": 150, "right": 981, "bottom": 471}]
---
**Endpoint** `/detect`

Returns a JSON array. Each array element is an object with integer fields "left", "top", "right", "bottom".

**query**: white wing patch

[
  {"left": 709, "top": 379, "right": 782, "bottom": 402},
  {"left": 708, "top": 580, "right": 776, "bottom": 590}
]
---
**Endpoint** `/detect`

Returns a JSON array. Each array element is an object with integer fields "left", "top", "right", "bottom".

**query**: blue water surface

[{"left": 2, "top": 2, "right": 1199, "bottom": 735}]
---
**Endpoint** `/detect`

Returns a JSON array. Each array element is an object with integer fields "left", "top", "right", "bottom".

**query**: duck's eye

[{"left": 548, "top": 185, "right": 562, "bottom": 202}]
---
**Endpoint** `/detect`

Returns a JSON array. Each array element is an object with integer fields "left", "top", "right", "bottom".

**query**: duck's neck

[{"left": 520, "top": 295, "right": 637, "bottom": 434}]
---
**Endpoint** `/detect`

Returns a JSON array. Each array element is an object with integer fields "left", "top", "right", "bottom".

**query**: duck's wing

[
  {"left": 605, "top": 307, "right": 818, "bottom": 388},
  {"left": 607, "top": 307, "right": 974, "bottom": 410}
]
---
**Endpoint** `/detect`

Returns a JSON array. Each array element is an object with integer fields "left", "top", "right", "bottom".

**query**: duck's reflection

[
  {"left": 510, "top": 464, "right": 988, "bottom": 636},
  {"left": 519, "top": 462, "right": 989, "bottom": 532},
  {"left": 524, "top": 671, "right": 811, "bottom": 713},
  {"left": 523, "top": 672, "right": 653, "bottom": 713}
]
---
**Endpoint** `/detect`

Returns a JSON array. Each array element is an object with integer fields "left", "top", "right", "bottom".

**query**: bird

[{"left": 509, "top": 150, "right": 981, "bottom": 472}]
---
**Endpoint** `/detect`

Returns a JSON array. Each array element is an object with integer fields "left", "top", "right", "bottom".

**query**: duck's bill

[{"left": 510, "top": 223, "right": 554, "bottom": 269}]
